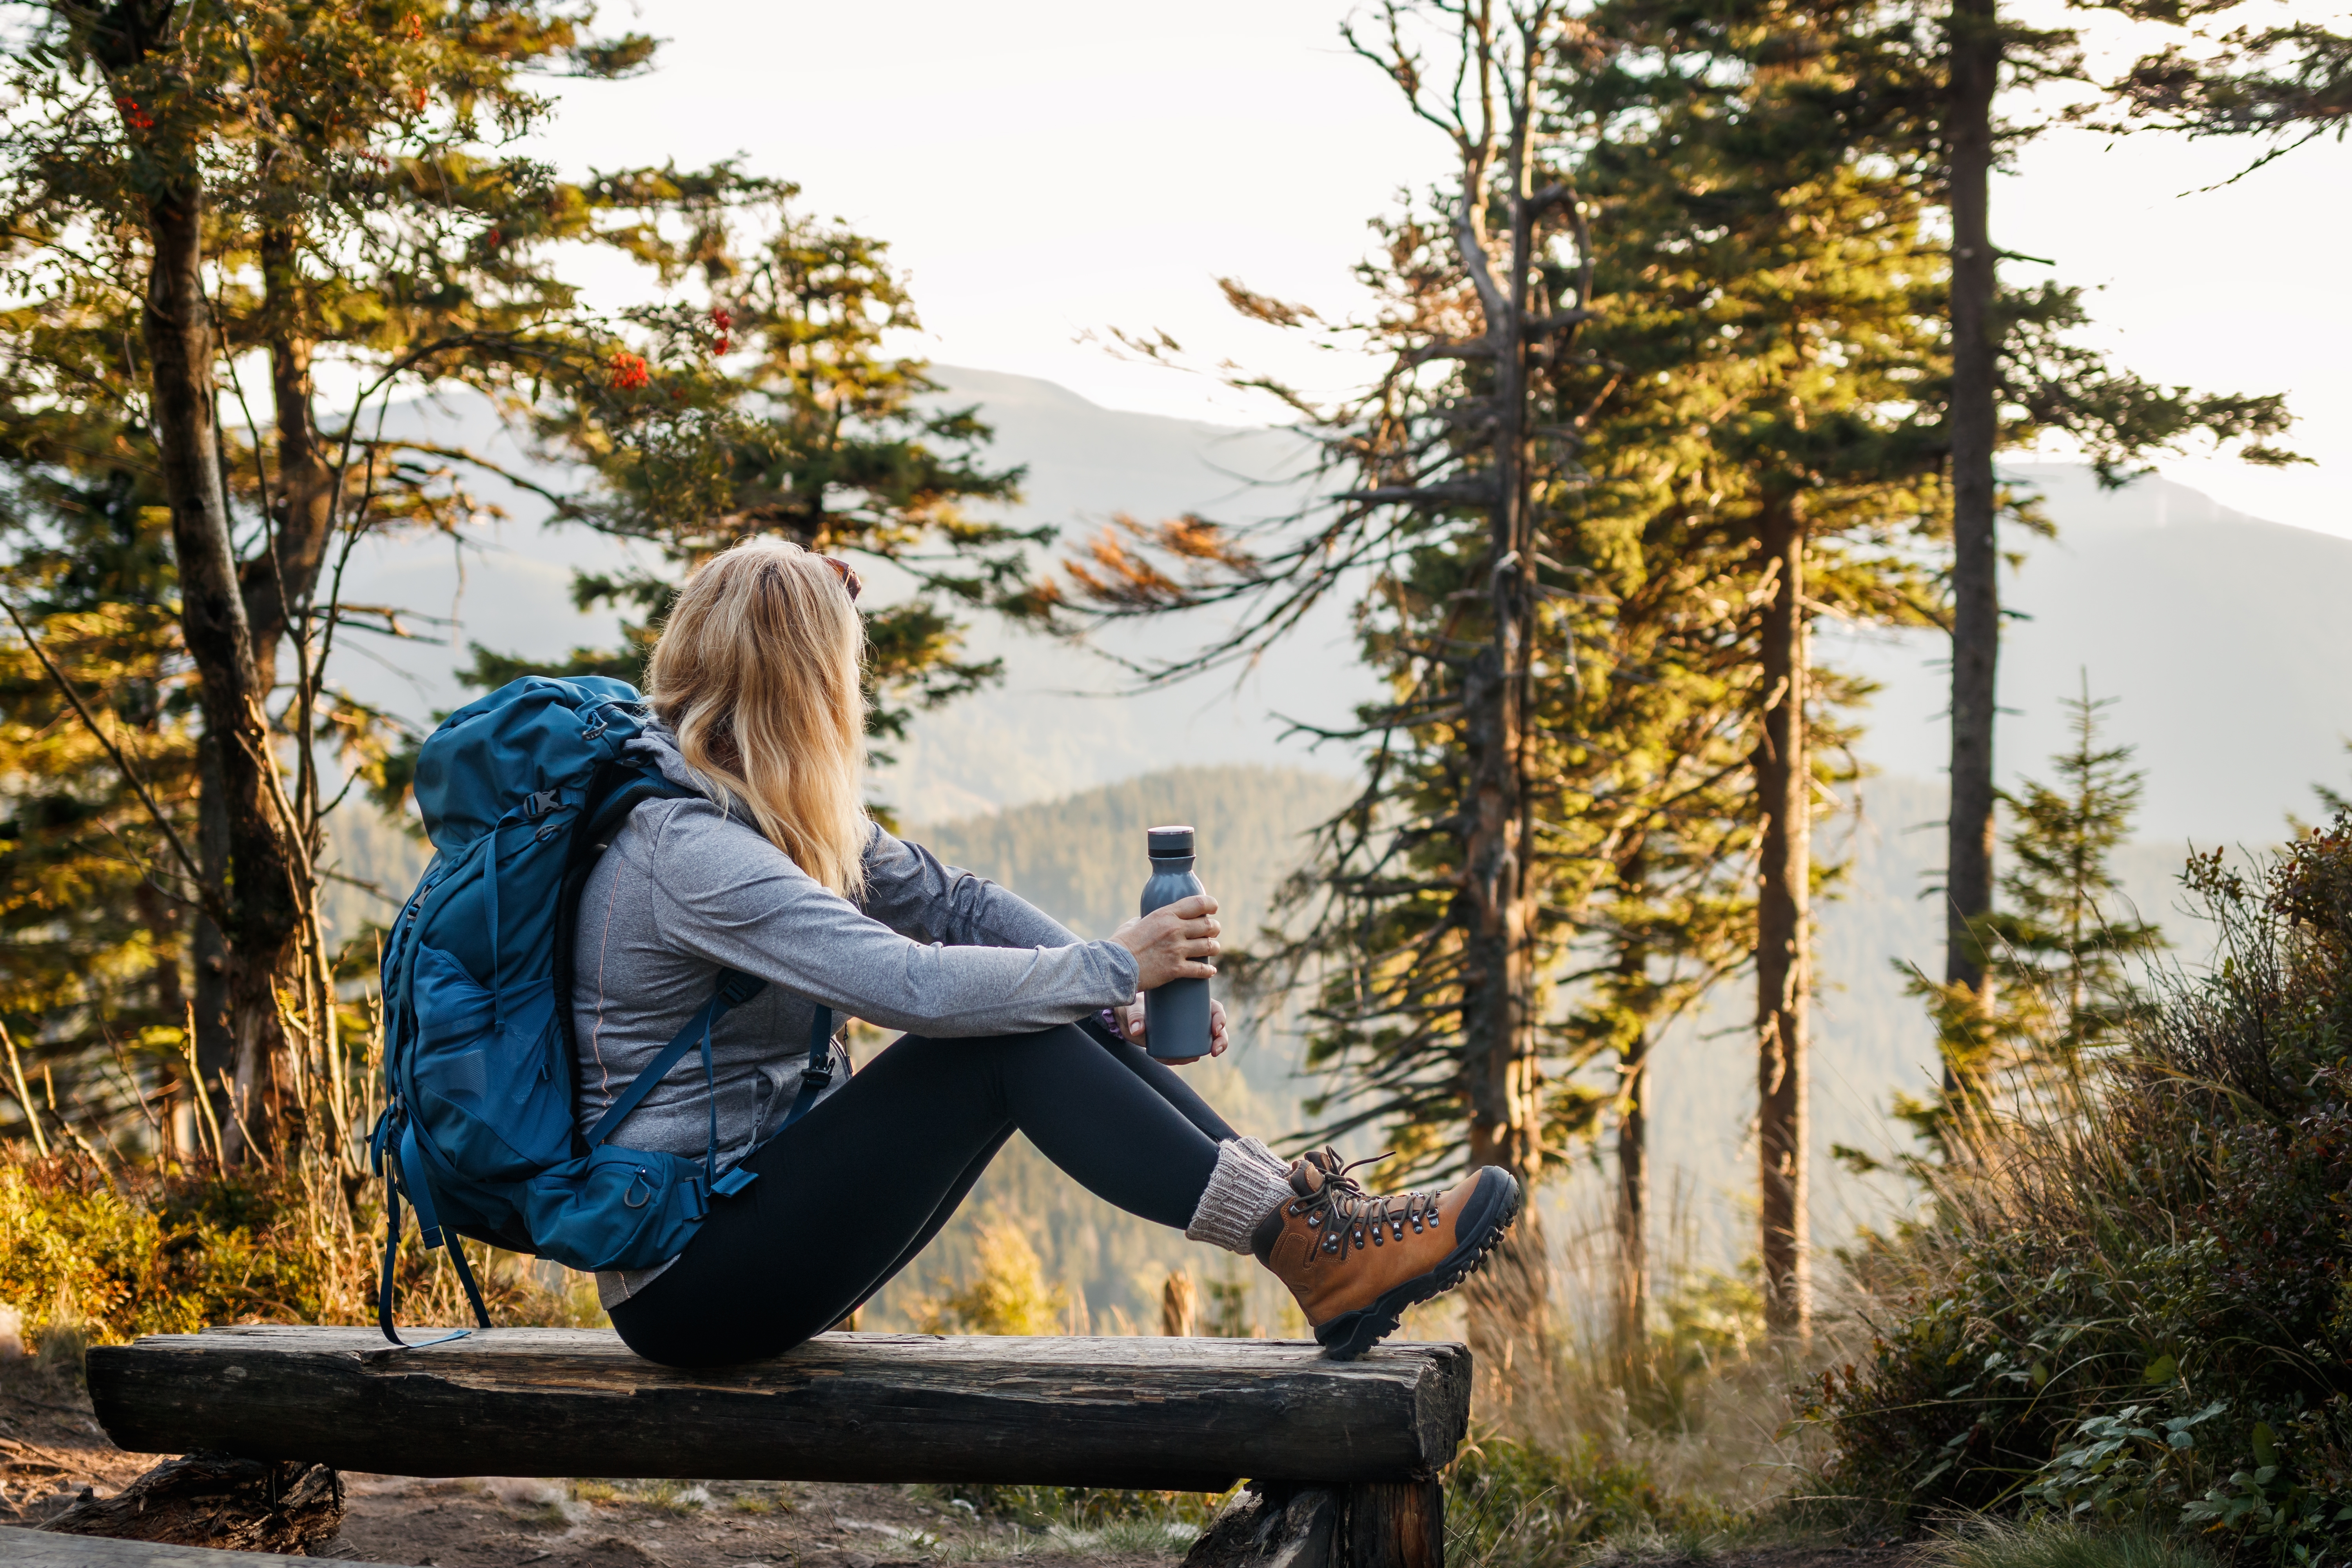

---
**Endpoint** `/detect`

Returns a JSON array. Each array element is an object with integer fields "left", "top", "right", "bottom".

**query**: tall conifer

[
  {"left": 0, "top": 0, "right": 709, "bottom": 1154},
  {"left": 1058, "top": 0, "right": 1596, "bottom": 1381},
  {"left": 1904, "top": 0, "right": 2301, "bottom": 1026},
  {"left": 464, "top": 191, "right": 1040, "bottom": 772}
]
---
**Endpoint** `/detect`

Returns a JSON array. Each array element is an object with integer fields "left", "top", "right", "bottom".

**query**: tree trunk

[
  {"left": 191, "top": 730, "right": 237, "bottom": 1151},
  {"left": 1611, "top": 850, "right": 1652, "bottom": 1359},
  {"left": 1754, "top": 497, "right": 1809, "bottom": 1336},
  {"left": 132, "top": 120, "right": 302, "bottom": 1161},
  {"left": 92, "top": 1327, "right": 1474, "bottom": 1492},
  {"left": 1615, "top": 1025, "right": 1650, "bottom": 1356},
  {"left": 248, "top": 226, "right": 338, "bottom": 688},
  {"left": 1458, "top": 40, "right": 1553, "bottom": 1393},
  {"left": 1944, "top": 0, "right": 2001, "bottom": 1032}
]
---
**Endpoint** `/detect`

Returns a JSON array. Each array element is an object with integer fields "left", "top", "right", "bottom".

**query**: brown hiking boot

[{"left": 1250, "top": 1149, "right": 1520, "bottom": 1359}]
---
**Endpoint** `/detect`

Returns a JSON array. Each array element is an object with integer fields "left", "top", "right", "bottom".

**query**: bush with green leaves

[
  {"left": 0, "top": 1150, "right": 594, "bottom": 1348},
  {"left": 1446, "top": 1435, "right": 1730, "bottom": 1567},
  {"left": 1811, "top": 819, "right": 2352, "bottom": 1560}
]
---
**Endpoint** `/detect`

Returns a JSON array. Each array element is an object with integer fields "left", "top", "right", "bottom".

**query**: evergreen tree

[
  {"left": 0, "top": 367, "right": 194, "bottom": 1138},
  {"left": 1906, "top": 679, "right": 2163, "bottom": 1135},
  {"left": 1908, "top": 0, "right": 2300, "bottom": 1027},
  {"left": 1058, "top": 0, "right": 1601, "bottom": 1381},
  {"left": 0, "top": 0, "right": 695, "bottom": 1156},
  {"left": 1563, "top": 0, "right": 1953, "bottom": 1333},
  {"left": 464, "top": 187, "right": 1041, "bottom": 774},
  {"left": 1071, "top": 0, "right": 1948, "bottom": 1345}
]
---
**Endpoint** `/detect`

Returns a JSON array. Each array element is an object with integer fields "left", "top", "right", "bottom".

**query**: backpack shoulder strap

[
  {"left": 776, "top": 1004, "right": 837, "bottom": 1134},
  {"left": 582, "top": 967, "right": 767, "bottom": 1149},
  {"left": 554, "top": 757, "right": 700, "bottom": 1154}
]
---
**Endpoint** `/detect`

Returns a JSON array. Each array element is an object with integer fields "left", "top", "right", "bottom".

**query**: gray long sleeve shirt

[{"left": 572, "top": 727, "right": 1139, "bottom": 1192}]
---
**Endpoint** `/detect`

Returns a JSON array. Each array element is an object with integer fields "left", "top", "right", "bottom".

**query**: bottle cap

[{"left": 1147, "top": 825, "right": 1196, "bottom": 858}]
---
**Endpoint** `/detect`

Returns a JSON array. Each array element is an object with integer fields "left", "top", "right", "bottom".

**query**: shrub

[
  {"left": 0, "top": 1161, "right": 201, "bottom": 1343},
  {"left": 0, "top": 1147, "right": 597, "bottom": 1349},
  {"left": 1447, "top": 1434, "right": 1730, "bottom": 1567},
  {"left": 1811, "top": 821, "right": 2352, "bottom": 1561},
  {"left": 1924, "top": 1517, "right": 2220, "bottom": 1568},
  {"left": 913, "top": 1216, "right": 1072, "bottom": 1336}
]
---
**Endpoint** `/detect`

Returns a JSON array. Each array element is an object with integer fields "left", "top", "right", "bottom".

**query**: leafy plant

[
  {"left": 1813, "top": 819, "right": 2352, "bottom": 1560},
  {"left": 2029, "top": 1401, "right": 2226, "bottom": 1521}
]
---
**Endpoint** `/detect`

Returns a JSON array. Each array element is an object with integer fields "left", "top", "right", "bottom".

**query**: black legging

[{"left": 608, "top": 1018, "right": 1238, "bottom": 1367}]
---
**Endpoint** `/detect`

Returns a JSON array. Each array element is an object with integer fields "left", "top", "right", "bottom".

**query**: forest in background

[
  {"left": 338, "top": 759, "right": 2217, "bottom": 1333},
  {"left": 5, "top": 0, "right": 2352, "bottom": 1559}
]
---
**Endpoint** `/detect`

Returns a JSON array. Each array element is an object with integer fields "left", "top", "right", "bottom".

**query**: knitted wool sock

[{"left": 1184, "top": 1136, "right": 1296, "bottom": 1254}]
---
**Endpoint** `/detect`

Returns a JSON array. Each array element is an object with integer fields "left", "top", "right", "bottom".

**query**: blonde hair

[{"left": 646, "top": 537, "right": 870, "bottom": 901}]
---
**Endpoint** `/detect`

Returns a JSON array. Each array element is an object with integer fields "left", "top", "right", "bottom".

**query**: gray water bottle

[{"left": 1140, "top": 825, "right": 1213, "bottom": 1060}]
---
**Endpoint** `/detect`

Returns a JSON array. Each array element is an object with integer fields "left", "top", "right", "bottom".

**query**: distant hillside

[
  {"left": 1826, "top": 464, "right": 2352, "bottom": 843},
  {"left": 911, "top": 764, "right": 1354, "bottom": 941},
  {"left": 866, "top": 764, "right": 1352, "bottom": 1334}
]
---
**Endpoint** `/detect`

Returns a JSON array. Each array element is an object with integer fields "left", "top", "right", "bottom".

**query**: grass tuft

[{"left": 1923, "top": 1518, "right": 2218, "bottom": 1568}]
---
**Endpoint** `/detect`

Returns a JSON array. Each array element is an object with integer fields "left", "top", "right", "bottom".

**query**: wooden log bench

[{"left": 67, "top": 1327, "right": 1471, "bottom": 1568}]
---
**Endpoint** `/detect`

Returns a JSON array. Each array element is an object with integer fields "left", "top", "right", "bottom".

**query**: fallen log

[{"left": 87, "top": 1327, "right": 1472, "bottom": 1494}]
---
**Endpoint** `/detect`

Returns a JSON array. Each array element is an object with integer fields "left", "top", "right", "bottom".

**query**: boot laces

[{"left": 1292, "top": 1149, "right": 1441, "bottom": 1255}]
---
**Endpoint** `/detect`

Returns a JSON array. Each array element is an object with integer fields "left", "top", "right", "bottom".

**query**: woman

[{"left": 574, "top": 537, "right": 1519, "bottom": 1367}]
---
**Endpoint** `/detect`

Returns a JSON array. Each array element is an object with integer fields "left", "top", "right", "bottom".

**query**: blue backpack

[{"left": 372, "top": 675, "right": 833, "bottom": 1348}]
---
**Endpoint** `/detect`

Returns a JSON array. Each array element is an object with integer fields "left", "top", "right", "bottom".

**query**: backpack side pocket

[{"left": 523, "top": 1146, "right": 709, "bottom": 1273}]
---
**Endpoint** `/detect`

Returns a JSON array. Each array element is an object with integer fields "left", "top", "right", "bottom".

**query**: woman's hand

[
  {"left": 1111, "top": 893, "right": 1221, "bottom": 991},
  {"left": 1115, "top": 997, "right": 1230, "bottom": 1065}
]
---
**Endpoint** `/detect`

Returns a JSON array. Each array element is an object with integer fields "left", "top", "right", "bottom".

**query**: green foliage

[
  {"left": 1447, "top": 1435, "right": 1730, "bottom": 1568},
  {"left": 1923, "top": 1518, "right": 2220, "bottom": 1568},
  {"left": 470, "top": 186, "right": 1044, "bottom": 767},
  {"left": 0, "top": 0, "right": 726, "bottom": 1128},
  {"left": 1812, "top": 819, "right": 2352, "bottom": 1560},
  {"left": 0, "top": 1159, "right": 202, "bottom": 1343},
  {"left": 0, "top": 1148, "right": 595, "bottom": 1348},
  {"left": 910, "top": 1216, "right": 1071, "bottom": 1337},
  {"left": 1897, "top": 684, "right": 2165, "bottom": 1154}
]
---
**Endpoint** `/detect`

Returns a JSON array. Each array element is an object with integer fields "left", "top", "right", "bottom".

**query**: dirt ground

[{"left": 0, "top": 1361, "right": 1912, "bottom": 1568}]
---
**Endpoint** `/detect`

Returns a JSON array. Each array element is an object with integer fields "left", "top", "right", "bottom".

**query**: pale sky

[{"left": 532, "top": 0, "right": 2350, "bottom": 538}]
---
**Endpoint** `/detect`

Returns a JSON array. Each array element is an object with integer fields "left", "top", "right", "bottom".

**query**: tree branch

[{"left": 0, "top": 595, "right": 226, "bottom": 929}]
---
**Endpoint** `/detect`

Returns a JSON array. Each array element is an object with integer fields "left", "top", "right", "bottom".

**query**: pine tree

[
  {"left": 0, "top": 0, "right": 680, "bottom": 1156},
  {"left": 464, "top": 188, "right": 1040, "bottom": 774},
  {"left": 1564, "top": 0, "right": 1954, "bottom": 1332},
  {"left": 1056, "top": 0, "right": 1602, "bottom": 1382},
  {"left": 1069, "top": 0, "right": 1948, "bottom": 1347},
  {"left": 1906, "top": 679, "right": 2163, "bottom": 1136},
  {"left": 0, "top": 358, "right": 195, "bottom": 1139},
  {"left": 1913, "top": 0, "right": 2302, "bottom": 1025}
]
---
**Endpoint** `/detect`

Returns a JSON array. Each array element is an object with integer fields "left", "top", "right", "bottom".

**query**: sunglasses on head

[{"left": 821, "top": 554, "right": 862, "bottom": 603}]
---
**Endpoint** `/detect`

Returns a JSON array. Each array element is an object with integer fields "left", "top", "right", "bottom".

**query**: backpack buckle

[
  {"left": 524, "top": 789, "right": 562, "bottom": 818},
  {"left": 799, "top": 1061, "right": 833, "bottom": 1092}
]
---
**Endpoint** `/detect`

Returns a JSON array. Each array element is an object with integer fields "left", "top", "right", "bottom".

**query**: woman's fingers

[{"left": 1112, "top": 897, "right": 1228, "bottom": 989}]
